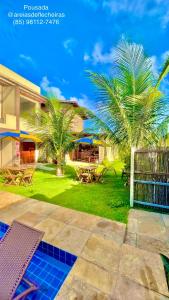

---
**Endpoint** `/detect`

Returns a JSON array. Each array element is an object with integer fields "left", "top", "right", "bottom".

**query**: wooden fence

[{"left": 134, "top": 149, "right": 169, "bottom": 209}]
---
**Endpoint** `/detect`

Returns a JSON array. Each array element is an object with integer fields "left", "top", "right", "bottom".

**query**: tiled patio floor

[
  {"left": 0, "top": 191, "right": 168, "bottom": 299},
  {"left": 126, "top": 209, "right": 169, "bottom": 258}
]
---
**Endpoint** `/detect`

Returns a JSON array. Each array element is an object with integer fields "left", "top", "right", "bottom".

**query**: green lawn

[{"left": 0, "top": 163, "right": 130, "bottom": 223}]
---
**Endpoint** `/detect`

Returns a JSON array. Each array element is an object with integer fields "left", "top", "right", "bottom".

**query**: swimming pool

[{"left": 0, "top": 221, "right": 77, "bottom": 300}]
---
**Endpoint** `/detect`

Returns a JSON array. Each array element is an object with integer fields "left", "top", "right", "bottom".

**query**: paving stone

[
  {"left": 52, "top": 225, "right": 91, "bottom": 255},
  {"left": 81, "top": 233, "right": 121, "bottom": 272},
  {"left": 35, "top": 218, "right": 65, "bottom": 243},
  {"left": 119, "top": 244, "right": 169, "bottom": 297},
  {"left": 16, "top": 211, "right": 47, "bottom": 227},
  {"left": 0, "top": 199, "right": 31, "bottom": 224},
  {"left": 69, "top": 212, "right": 101, "bottom": 231},
  {"left": 127, "top": 217, "right": 138, "bottom": 233},
  {"left": 56, "top": 284, "right": 78, "bottom": 300},
  {"left": 29, "top": 201, "right": 56, "bottom": 216},
  {"left": 129, "top": 209, "right": 161, "bottom": 219},
  {"left": 128, "top": 209, "right": 169, "bottom": 242},
  {"left": 92, "top": 219, "right": 126, "bottom": 245},
  {"left": 124, "top": 232, "right": 137, "bottom": 246},
  {"left": 0, "top": 191, "right": 25, "bottom": 209},
  {"left": 0, "top": 191, "right": 25, "bottom": 201},
  {"left": 114, "top": 275, "right": 169, "bottom": 300},
  {"left": 137, "top": 217, "right": 168, "bottom": 241},
  {"left": 136, "top": 234, "right": 169, "bottom": 258},
  {"left": 162, "top": 214, "right": 169, "bottom": 228},
  {"left": 66, "top": 258, "right": 116, "bottom": 294},
  {"left": 57, "top": 279, "right": 114, "bottom": 300},
  {"left": 50, "top": 207, "right": 80, "bottom": 224},
  {"left": 9, "top": 198, "right": 37, "bottom": 210}
]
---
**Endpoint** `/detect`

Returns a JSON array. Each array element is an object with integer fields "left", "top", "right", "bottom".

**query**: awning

[
  {"left": 74, "top": 136, "right": 110, "bottom": 146},
  {"left": 0, "top": 130, "right": 41, "bottom": 143}
]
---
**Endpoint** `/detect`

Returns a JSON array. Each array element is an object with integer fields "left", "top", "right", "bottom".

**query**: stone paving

[
  {"left": 126, "top": 209, "right": 169, "bottom": 258},
  {"left": 0, "top": 191, "right": 169, "bottom": 299}
]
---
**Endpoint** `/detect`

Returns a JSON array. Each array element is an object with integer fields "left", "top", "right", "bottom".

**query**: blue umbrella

[{"left": 74, "top": 136, "right": 107, "bottom": 146}]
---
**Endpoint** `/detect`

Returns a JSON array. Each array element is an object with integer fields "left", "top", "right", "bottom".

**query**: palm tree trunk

[
  {"left": 104, "top": 145, "right": 107, "bottom": 160},
  {"left": 56, "top": 164, "right": 64, "bottom": 176},
  {"left": 56, "top": 153, "right": 65, "bottom": 177}
]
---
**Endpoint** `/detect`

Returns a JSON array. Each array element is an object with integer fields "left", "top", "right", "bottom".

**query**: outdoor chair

[
  {"left": 75, "top": 167, "right": 93, "bottom": 183},
  {"left": 20, "top": 168, "right": 35, "bottom": 186},
  {"left": 75, "top": 167, "right": 83, "bottom": 182},
  {"left": 93, "top": 165, "right": 107, "bottom": 183},
  {"left": 80, "top": 171, "right": 93, "bottom": 183},
  {"left": 1, "top": 169, "right": 22, "bottom": 185},
  {"left": 75, "top": 167, "right": 92, "bottom": 183},
  {"left": 0, "top": 220, "right": 44, "bottom": 300}
]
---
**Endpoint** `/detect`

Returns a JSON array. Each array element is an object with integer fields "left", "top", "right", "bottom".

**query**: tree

[
  {"left": 24, "top": 99, "right": 88, "bottom": 176},
  {"left": 87, "top": 39, "right": 169, "bottom": 154},
  {"left": 88, "top": 39, "right": 169, "bottom": 207}
]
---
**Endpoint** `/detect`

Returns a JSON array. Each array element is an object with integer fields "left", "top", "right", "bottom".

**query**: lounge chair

[{"left": 0, "top": 220, "right": 44, "bottom": 300}]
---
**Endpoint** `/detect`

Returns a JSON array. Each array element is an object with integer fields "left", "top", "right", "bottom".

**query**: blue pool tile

[
  {"left": 60, "top": 255, "right": 65, "bottom": 263},
  {"left": 51, "top": 277, "right": 61, "bottom": 287},
  {"left": 54, "top": 253, "right": 59, "bottom": 260},
  {"left": 33, "top": 257, "right": 41, "bottom": 265},
  {"left": 54, "top": 247, "right": 59, "bottom": 255},
  {"left": 0, "top": 221, "right": 77, "bottom": 300}
]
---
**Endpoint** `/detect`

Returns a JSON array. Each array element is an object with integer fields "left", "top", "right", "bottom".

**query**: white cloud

[
  {"left": 40, "top": 76, "right": 92, "bottom": 109},
  {"left": 160, "top": 78, "right": 169, "bottom": 94},
  {"left": 19, "top": 54, "right": 36, "bottom": 68},
  {"left": 81, "top": 0, "right": 98, "bottom": 10},
  {"left": 161, "top": 12, "right": 169, "bottom": 29},
  {"left": 63, "top": 38, "right": 77, "bottom": 55},
  {"left": 102, "top": 0, "right": 151, "bottom": 16},
  {"left": 40, "top": 76, "right": 66, "bottom": 100},
  {"left": 70, "top": 94, "right": 90, "bottom": 108},
  {"left": 103, "top": 0, "right": 130, "bottom": 14},
  {"left": 150, "top": 55, "right": 158, "bottom": 77},
  {"left": 83, "top": 53, "right": 90, "bottom": 62},
  {"left": 19, "top": 54, "right": 33, "bottom": 62},
  {"left": 150, "top": 49, "right": 169, "bottom": 78},
  {"left": 102, "top": 0, "right": 169, "bottom": 29},
  {"left": 161, "top": 50, "right": 169, "bottom": 61},
  {"left": 61, "top": 78, "right": 69, "bottom": 85},
  {"left": 155, "top": 0, "right": 169, "bottom": 28},
  {"left": 84, "top": 42, "right": 115, "bottom": 65}
]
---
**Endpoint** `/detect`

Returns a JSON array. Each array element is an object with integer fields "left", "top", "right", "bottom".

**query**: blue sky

[{"left": 0, "top": 0, "right": 169, "bottom": 115}]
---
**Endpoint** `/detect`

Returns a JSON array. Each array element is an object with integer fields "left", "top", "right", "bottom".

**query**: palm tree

[
  {"left": 88, "top": 39, "right": 169, "bottom": 206},
  {"left": 88, "top": 39, "right": 169, "bottom": 153},
  {"left": 24, "top": 99, "right": 87, "bottom": 176}
]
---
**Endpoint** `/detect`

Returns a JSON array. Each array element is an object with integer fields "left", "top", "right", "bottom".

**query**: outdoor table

[
  {"left": 79, "top": 166, "right": 96, "bottom": 172},
  {"left": 6, "top": 166, "right": 27, "bottom": 174}
]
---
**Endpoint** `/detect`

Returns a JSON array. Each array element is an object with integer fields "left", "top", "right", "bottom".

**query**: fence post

[{"left": 130, "top": 146, "right": 135, "bottom": 207}]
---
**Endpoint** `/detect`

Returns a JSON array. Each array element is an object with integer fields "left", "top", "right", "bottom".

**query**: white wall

[{"left": 0, "top": 140, "right": 14, "bottom": 167}]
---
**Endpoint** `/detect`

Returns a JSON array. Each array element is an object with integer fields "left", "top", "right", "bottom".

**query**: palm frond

[
  {"left": 23, "top": 99, "right": 87, "bottom": 162},
  {"left": 87, "top": 39, "right": 169, "bottom": 151},
  {"left": 156, "top": 56, "right": 169, "bottom": 88}
]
